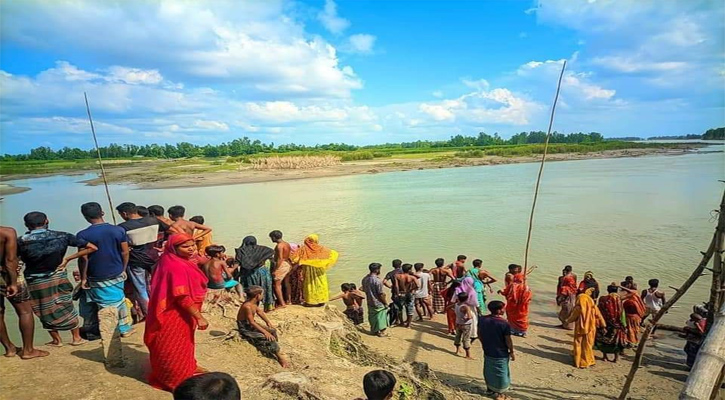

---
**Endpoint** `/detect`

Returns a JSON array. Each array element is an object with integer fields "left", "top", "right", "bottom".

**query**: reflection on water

[{"left": 1, "top": 150, "right": 723, "bottom": 343}]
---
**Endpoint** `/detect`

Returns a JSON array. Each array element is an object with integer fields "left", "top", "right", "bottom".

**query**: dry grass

[{"left": 251, "top": 155, "right": 342, "bottom": 170}]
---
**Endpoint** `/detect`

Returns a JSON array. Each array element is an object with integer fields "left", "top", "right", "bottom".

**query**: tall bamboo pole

[
  {"left": 523, "top": 60, "right": 566, "bottom": 279},
  {"left": 84, "top": 92, "right": 116, "bottom": 224},
  {"left": 618, "top": 187, "right": 725, "bottom": 400},
  {"left": 680, "top": 301, "right": 725, "bottom": 399}
]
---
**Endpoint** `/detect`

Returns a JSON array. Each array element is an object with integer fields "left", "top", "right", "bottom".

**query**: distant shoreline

[{"left": 1, "top": 144, "right": 715, "bottom": 195}]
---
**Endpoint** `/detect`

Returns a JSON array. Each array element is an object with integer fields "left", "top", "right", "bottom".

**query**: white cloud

[
  {"left": 194, "top": 120, "right": 229, "bottom": 131},
  {"left": 106, "top": 67, "right": 163, "bottom": 85},
  {"left": 318, "top": 0, "right": 350, "bottom": 34},
  {"left": 346, "top": 34, "right": 376, "bottom": 54},
  {"left": 591, "top": 57, "right": 688, "bottom": 73}
]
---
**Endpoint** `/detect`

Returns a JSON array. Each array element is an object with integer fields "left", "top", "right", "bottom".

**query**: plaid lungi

[
  {"left": 25, "top": 269, "right": 80, "bottom": 331},
  {"left": 432, "top": 281, "right": 446, "bottom": 314}
]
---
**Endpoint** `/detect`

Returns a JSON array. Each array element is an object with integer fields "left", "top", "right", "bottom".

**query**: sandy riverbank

[
  {"left": 0, "top": 297, "right": 708, "bottom": 400},
  {"left": 86, "top": 146, "right": 702, "bottom": 190},
  {"left": 0, "top": 183, "right": 31, "bottom": 196}
]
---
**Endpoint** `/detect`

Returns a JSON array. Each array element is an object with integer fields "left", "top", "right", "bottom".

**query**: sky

[{"left": 1, "top": 0, "right": 723, "bottom": 154}]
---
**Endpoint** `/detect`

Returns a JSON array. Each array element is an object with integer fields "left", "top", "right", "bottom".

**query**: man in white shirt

[{"left": 414, "top": 262, "right": 434, "bottom": 321}]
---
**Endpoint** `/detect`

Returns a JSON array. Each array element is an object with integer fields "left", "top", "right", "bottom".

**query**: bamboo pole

[
  {"left": 84, "top": 92, "right": 116, "bottom": 224},
  {"left": 523, "top": 60, "right": 566, "bottom": 280},
  {"left": 618, "top": 188, "right": 725, "bottom": 400},
  {"left": 680, "top": 301, "right": 725, "bottom": 400},
  {"left": 708, "top": 189, "right": 725, "bottom": 329}
]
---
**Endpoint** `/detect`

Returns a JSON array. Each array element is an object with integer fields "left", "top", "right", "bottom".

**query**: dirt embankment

[{"left": 0, "top": 298, "right": 702, "bottom": 400}]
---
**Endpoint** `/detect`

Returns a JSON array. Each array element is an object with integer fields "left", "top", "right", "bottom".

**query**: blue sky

[{"left": 1, "top": 0, "right": 723, "bottom": 154}]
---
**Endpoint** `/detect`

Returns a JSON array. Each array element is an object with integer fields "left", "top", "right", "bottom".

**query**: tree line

[{"left": 2, "top": 128, "right": 720, "bottom": 161}]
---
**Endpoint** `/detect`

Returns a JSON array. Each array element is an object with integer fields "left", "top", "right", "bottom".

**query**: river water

[{"left": 1, "top": 148, "right": 723, "bottom": 343}]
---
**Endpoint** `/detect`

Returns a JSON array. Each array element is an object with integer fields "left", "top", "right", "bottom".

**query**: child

[
  {"left": 236, "top": 285, "right": 290, "bottom": 368},
  {"left": 414, "top": 263, "right": 434, "bottom": 321},
  {"left": 330, "top": 283, "right": 366, "bottom": 325},
  {"left": 203, "top": 246, "right": 243, "bottom": 298},
  {"left": 190, "top": 215, "right": 213, "bottom": 256},
  {"left": 173, "top": 372, "right": 241, "bottom": 400},
  {"left": 447, "top": 292, "right": 474, "bottom": 359},
  {"left": 362, "top": 370, "right": 396, "bottom": 400}
]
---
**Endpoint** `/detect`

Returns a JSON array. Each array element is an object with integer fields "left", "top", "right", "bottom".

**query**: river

[{"left": 1, "top": 148, "right": 723, "bottom": 344}]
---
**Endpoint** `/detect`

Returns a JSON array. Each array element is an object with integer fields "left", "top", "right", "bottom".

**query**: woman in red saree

[
  {"left": 144, "top": 233, "right": 209, "bottom": 391},
  {"left": 499, "top": 271, "right": 532, "bottom": 337},
  {"left": 557, "top": 266, "right": 578, "bottom": 330},
  {"left": 619, "top": 283, "right": 646, "bottom": 346}
]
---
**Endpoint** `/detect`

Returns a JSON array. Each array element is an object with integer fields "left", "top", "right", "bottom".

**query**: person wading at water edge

[
  {"left": 479, "top": 300, "right": 515, "bottom": 400},
  {"left": 291, "top": 234, "right": 338, "bottom": 307},
  {"left": 18, "top": 211, "right": 96, "bottom": 347},
  {"left": 76, "top": 202, "right": 134, "bottom": 367},
  {"left": 0, "top": 226, "right": 49, "bottom": 359},
  {"left": 361, "top": 263, "right": 389, "bottom": 337}
]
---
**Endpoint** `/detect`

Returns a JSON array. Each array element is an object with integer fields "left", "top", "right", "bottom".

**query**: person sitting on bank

[
  {"left": 236, "top": 285, "right": 290, "bottom": 368},
  {"left": 203, "top": 245, "right": 243, "bottom": 298}
]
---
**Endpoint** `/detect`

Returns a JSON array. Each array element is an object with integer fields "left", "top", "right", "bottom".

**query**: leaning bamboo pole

[
  {"left": 618, "top": 187, "right": 725, "bottom": 400},
  {"left": 680, "top": 301, "right": 725, "bottom": 399}
]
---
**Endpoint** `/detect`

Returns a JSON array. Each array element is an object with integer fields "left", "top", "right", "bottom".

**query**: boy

[
  {"left": 413, "top": 263, "right": 434, "bottom": 321},
  {"left": 269, "top": 230, "right": 292, "bottom": 307},
  {"left": 641, "top": 279, "right": 665, "bottom": 320},
  {"left": 449, "top": 255, "right": 467, "bottom": 279},
  {"left": 173, "top": 372, "right": 241, "bottom": 400},
  {"left": 236, "top": 285, "right": 290, "bottom": 368},
  {"left": 394, "top": 264, "right": 419, "bottom": 328},
  {"left": 330, "top": 283, "right": 366, "bottom": 325},
  {"left": 430, "top": 258, "right": 454, "bottom": 314},
  {"left": 447, "top": 292, "right": 473, "bottom": 359},
  {"left": 479, "top": 300, "right": 515, "bottom": 399},
  {"left": 361, "top": 370, "right": 396, "bottom": 400},
  {"left": 204, "top": 246, "right": 243, "bottom": 298},
  {"left": 383, "top": 259, "right": 403, "bottom": 326},
  {"left": 189, "top": 216, "right": 213, "bottom": 256},
  {"left": 168, "top": 206, "right": 212, "bottom": 240}
]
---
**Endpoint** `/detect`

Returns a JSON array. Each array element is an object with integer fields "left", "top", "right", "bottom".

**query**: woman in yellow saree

[
  {"left": 291, "top": 234, "right": 339, "bottom": 306},
  {"left": 566, "top": 288, "right": 606, "bottom": 368}
]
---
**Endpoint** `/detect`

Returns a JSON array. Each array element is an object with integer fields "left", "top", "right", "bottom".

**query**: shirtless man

[
  {"left": 168, "top": 205, "right": 212, "bottom": 240},
  {"left": 394, "top": 264, "right": 419, "bottom": 328},
  {"left": 330, "top": 283, "right": 366, "bottom": 325},
  {"left": 430, "top": 258, "right": 455, "bottom": 314},
  {"left": 383, "top": 259, "right": 404, "bottom": 326},
  {"left": 449, "top": 255, "right": 468, "bottom": 279},
  {"left": 236, "top": 286, "right": 290, "bottom": 367},
  {"left": 269, "top": 230, "right": 292, "bottom": 307},
  {"left": 0, "top": 226, "right": 48, "bottom": 359}
]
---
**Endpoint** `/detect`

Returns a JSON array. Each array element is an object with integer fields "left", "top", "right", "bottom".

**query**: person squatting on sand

[{"left": 236, "top": 285, "right": 290, "bottom": 368}]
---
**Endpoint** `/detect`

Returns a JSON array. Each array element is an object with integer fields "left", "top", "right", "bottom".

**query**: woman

[
  {"left": 566, "top": 288, "right": 606, "bottom": 369},
  {"left": 291, "top": 234, "right": 338, "bottom": 306},
  {"left": 556, "top": 265, "right": 578, "bottom": 330},
  {"left": 578, "top": 271, "right": 600, "bottom": 301},
  {"left": 441, "top": 281, "right": 460, "bottom": 335},
  {"left": 454, "top": 277, "right": 480, "bottom": 341},
  {"left": 235, "top": 236, "right": 275, "bottom": 311},
  {"left": 285, "top": 242, "right": 305, "bottom": 305},
  {"left": 467, "top": 259, "right": 496, "bottom": 315},
  {"left": 596, "top": 283, "right": 627, "bottom": 362},
  {"left": 144, "top": 233, "right": 209, "bottom": 391},
  {"left": 620, "top": 283, "right": 646, "bottom": 346},
  {"left": 499, "top": 272, "right": 532, "bottom": 337}
]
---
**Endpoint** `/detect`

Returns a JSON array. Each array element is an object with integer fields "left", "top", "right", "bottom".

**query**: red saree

[
  {"left": 622, "top": 294, "right": 646, "bottom": 344},
  {"left": 502, "top": 273, "right": 532, "bottom": 334},
  {"left": 144, "top": 234, "right": 208, "bottom": 391}
]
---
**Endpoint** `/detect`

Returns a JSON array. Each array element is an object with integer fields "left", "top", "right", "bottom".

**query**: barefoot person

[
  {"left": 620, "top": 282, "right": 645, "bottom": 346},
  {"left": 479, "top": 300, "right": 515, "bottom": 400},
  {"left": 448, "top": 292, "right": 474, "bottom": 359},
  {"left": 499, "top": 266, "right": 532, "bottom": 337},
  {"left": 361, "top": 263, "right": 389, "bottom": 337},
  {"left": 235, "top": 236, "right": 275, "bottom": 311},
  {"left": 145, "top": 233, "right": 209, "bottom": 391},
  {"left": 330, "top": 283, "right": 366, "bottom": 325},
  {"left": 269, "top": 230, "right": 292, "bottom": 307},
  {"left": 468, "top": 259, "right": 496, "bottom": 315},
  {"left": 382, "top": 259, "right": 403, "bottom": 326},
  {"left": 556, "top": 265, "right": 577, "bottom": 330},
  {"left": 455, "top": 277, "right": 480, "bottom": 342},
  {"left": 0, "top": 226, "right": 48, "bottom": 359},
  {"left": 596, "top": 283, "right": 627, "bottom": 362},
  {"left": 76, "top": 202, "right": 133, "bottom": 367},
  {"left": 291, "top": 234, "right": 338, "bottom": 307},
  {"left": 236, "top": 285, "right": 290, "bottom": 367},
  {"left": 395, "top": 264, "right": 419, "bottom": 327},
  {"left": 18, "top": 212, "right": 96, "bottom": 347},
  {"left": 566, "top": 288, "right": 606, "bottom": 369},
  {"left": 430, "top": 258, "right": 453, "bottom": 314},
  {"left": 413, "top": 263, "right": 434, "bottom": 321}
]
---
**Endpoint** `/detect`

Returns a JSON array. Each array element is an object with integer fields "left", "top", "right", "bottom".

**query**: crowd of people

[{"left": 0, "top": 200, "right": 709, "bottom": 400}]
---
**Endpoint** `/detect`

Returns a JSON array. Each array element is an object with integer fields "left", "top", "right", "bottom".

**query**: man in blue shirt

[
  {"left": 478, "top": 300, "right": 515, "bottom": 399},
  {"left": 76, "top": 202, "right": 132, "bottom": 367}
]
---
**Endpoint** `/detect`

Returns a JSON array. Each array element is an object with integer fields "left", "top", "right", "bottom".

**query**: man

[
  {"left": 450, "top": 255, "right": 467, "bottom": 279},
  {"left": 382, "top": 259, "right": 403, "bottom": 326},
  {"left": 77, "top": 202, "right": 133, "bottom": 367},
  {"left": 117, "top": 202, "right": 166, "bottom": 316},
  {"left": 362, "top": 263, "right": 389, "bottom": 337},
  {"left": 18, "top": 212, "right": 96, "bottom": 346},
  {"left": 641, "top": 278, "right": 665, "bottom": 337},
  {"left": 189, "top": 216, "right": 212, "bottom": 256},
  {"left": 236, "top": 285, "right": 290, "bottom": 367},
  {"left": 479, "top": 300, "right": 515, "bottom": 400},
  {"left": 413, "top": 263, "right": 433, "bottom": 321},
  {"left": 269, "top": 230, "right": 292, "bottom": 307},
  {"left": 148, "top": 205, "right": 177, "bottom": 243},
  {"left": 394, "top": 264, "right": 419, "bottom": 328},
  {"left": 168, "top": 205, "right": 212, "bottom": 239},
  {"left": 361, "top": 370, "right": 397, "bottom": 400},
  {"left": 430, "top": 258, "right": 454, "bottom": 314},
  {"left": 0, "top": 226, "right": 48, "bottom": 359}
]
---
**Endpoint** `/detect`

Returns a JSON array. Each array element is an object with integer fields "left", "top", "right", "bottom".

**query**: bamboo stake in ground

[{"left": 618, "top": 188, "right": 725, "bottom": 400}]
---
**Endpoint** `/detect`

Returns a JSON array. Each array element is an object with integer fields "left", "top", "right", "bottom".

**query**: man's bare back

[
  {"left": 396, "top": 273, "right": 419, "bottom": 295},
  {"left": 171, "top": 218, "right": 211, "bottom": 239},
  {"left": 431, "top": 266, "right": 453, "bottom": 283},
  {"left": 275, "top": 240, "right": 291, "bottom": 263}
]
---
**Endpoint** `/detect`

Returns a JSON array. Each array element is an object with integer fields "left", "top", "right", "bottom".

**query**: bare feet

[
  {"left": 121, "top": 328, "right": 137, "bottom": 338},
  {"left": 19, "top": 349, "right": 50, "bottom": 360},
  {"left": 4, "top": 346, "right": 20, "bottom": 357},
  {"left": 45, "top": 341, "right": 63, "bottom": 347},
  {"left": 70, "top": 339, "right": 88, "bottom": 346},
  {"left": 278, "top": 352, "right": 291, "bottom": 368}
]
